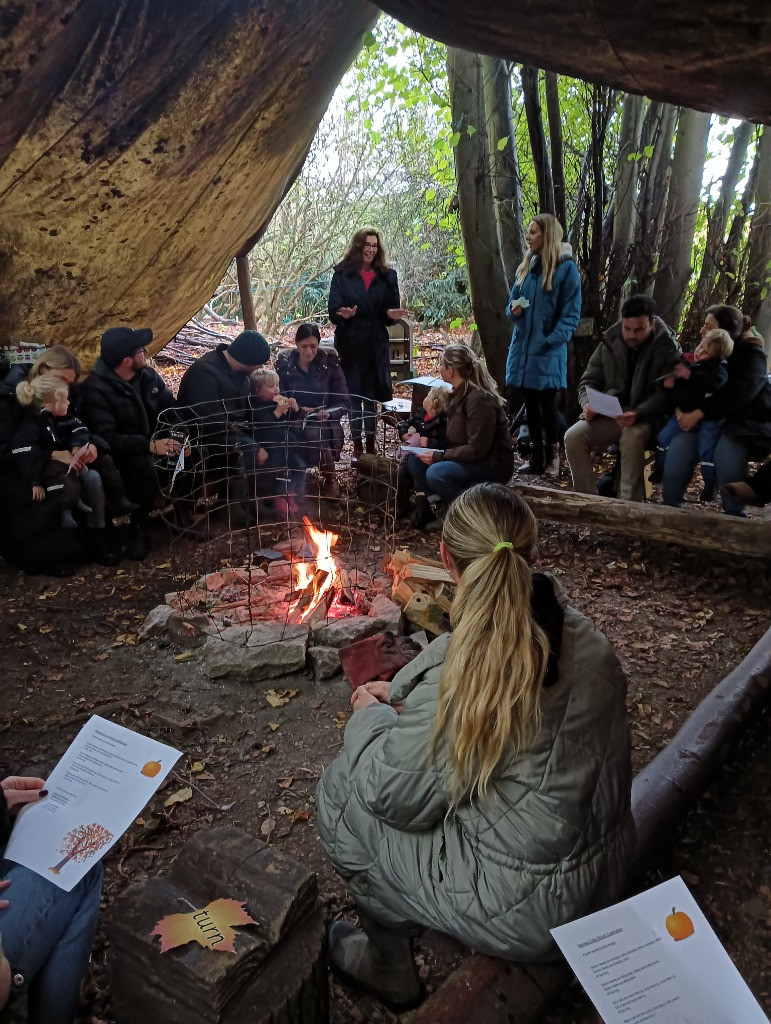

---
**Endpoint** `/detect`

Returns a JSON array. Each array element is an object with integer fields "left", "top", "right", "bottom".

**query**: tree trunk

[
  {"left": 633, "top": 102, "right": 677, "bottom": 295},
  {"left": 603, "top": 93, "right": 645, "bottom": 324},
  {"left": 520, "top": 65, "right": 555, "bottom": 216},
  {"left": 483, "top": 56, "right": 525, "bottom": 287},
  {"left": 447, "top": 48, "right": 512, "bottom": 388},
  {"left": 544, "top": 71, "right": 567, "bottom": 230},
  {"left": 682, "top": 120, "right": 753, "bottom": 341},
  {"left": 583, "top": 86, "right": 614, "bottom": 324},
  {"left": 236, "top": 252, "right": 257, "bottom": 330},
  {"left": 720, "top": 134, "right": 760, "bottom": 306},
  {"left": 652, "top": 107, "right": 711, "bottom": 330},
  {"left": 743, "top": 126, "right": 771, "bottom": 341}
]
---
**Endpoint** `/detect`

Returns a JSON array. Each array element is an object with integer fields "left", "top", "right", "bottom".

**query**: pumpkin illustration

[
  {"left": 141, "top": 760, "right": 162, "bottom": 778},
  {"left": 665, "top": 907, "right": 694, "bottom": 941}
]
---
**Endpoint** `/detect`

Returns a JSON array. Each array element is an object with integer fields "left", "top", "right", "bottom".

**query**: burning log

[{"left": 288, "top": 568, "right": 329, "bottom": 624}]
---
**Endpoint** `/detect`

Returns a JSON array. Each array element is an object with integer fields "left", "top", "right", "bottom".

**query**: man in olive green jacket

[{"left": 564, "top": 294, "right": 680, "bottom": 501}]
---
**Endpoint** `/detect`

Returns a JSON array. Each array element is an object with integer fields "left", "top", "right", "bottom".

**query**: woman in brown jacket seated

[{"left": 409, "top": 345, "right": 513, "bottom": 529}]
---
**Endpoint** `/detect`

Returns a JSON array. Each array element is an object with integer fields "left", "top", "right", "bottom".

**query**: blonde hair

[
  {"left": 16, "top": 376, "right": 69, "bottom": 409},
  {"left": 441, "top": 345, "right": 506, "bottom": 407},
  {"left": 29, "top": 345, "right": 81, "bottom": 382},
  {"left": 702, "top": 328, "right": 734, "bottom": 359},
  {"left": 426, "top": 386, "right": 449, "bottom": 414},
  {"left": 515, "top": 213, "right": 564, "bottom": 291},
  {"left": 250, "top": 367, "right": 279, "bottom": 390},
  {"left": 432, "top": 483, "right": 549, "bottom": 807}
]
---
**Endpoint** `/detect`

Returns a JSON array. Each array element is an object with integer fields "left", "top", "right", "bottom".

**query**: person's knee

[{"left": 564, "top": 420, "right": 589, "bottom": 451}]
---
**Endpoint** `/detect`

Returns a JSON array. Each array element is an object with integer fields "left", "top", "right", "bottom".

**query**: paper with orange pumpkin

[
  {"left": 152, "top": 898, "right": 256, "bottom": 954},
  {"left": 551, "top": 875, "right": 767, "bottom": 1023}
]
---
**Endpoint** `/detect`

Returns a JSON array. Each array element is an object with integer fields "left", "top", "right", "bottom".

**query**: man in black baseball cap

[{"left": 79, "top": 325, "right": 191, "bottom": 558}]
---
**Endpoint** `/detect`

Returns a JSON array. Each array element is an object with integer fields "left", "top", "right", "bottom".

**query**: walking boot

[
  {"left": 110, "top": 495, "right": 141, "bottom": 516},
  {"left": 413, "top": 493, "right": 441, "bottom": 532},
  {"left": 699, "top": 480, "right": 716, "bottom": 502},
  {"left": 722, "top": 481, "right": 761, "bottom": 506},
  {"left": 544, "top": 443, "right": 560, "bottom": 478},
  {"left": 87, "top": 528, "right": 121, "bottom": 567},
  {"left": 395, "top": 461, "right": 413, "bottom": 519},
  {"left": 328, "top": 916, "right": 423, "bottom": 1011},
  {"left": 365, "top": 435, "right": 377, "bottom": 455},
  {"left": 517, "top": 443, "right": 545, "bottom": 475},
  {"left": 125, "top": 517, "right": 150, "bottom": 560}
]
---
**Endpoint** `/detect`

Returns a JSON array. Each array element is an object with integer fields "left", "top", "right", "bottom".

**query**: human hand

[
  {"left": 509, "top": 303, "right": 523, "bottom": 317},
  {"left": 1, "top": 776, "right": 47, "bottom": 814},
  {"left": 387, "top": 308, "right": 408, "bottom": 320},
  {"left": 316, "top": 408, "right": 330, "bottom": 421},
  {"left": 288, "top": 397, "right": 299, "bottom": 413},
  {"left": 32, "top": 484, "right": 45, "bottom": 502},
  {"left": 615, "top": 411, "right": 638, "bottom": 429},
  {"left": 361, "top": 680, "right": 404, "bottom": 713},
  {"left": 677, "top": 409, "right": 704, "bottom": 432},
  {"left": 82, "top": 442, "right": 98, "bottom": 464},
  {"left": 256, "top": 447, "right": 269, "bottom": 465},
  {"left": 337, "top": 306, "right": 357, "bottom": 320},
  {"left": 419, "top": 436, "right": 428, "bottom": 448},
  {"left": 150, "top": 437, "right": 180, "bottom": 457},
  {"left": 582, "top": 404, "right": 596, "bottom": 421},
  {"left": 663, "top": 374, "right": 675, "bottom": 389},
  {"left": 0, "top": 877, "right": 9, "bottom": 910},
  {"left": 418, "top": 451, "right": 434, "bottom": 465},
  {"left": 673, "top": 363, "right": 691, "bottom": 380},
  {"left": 51, "top": 449, "right": 72, "bottom": 464},
  {"left": 351, "top": 686, "right": 378, "bottom": 712}
]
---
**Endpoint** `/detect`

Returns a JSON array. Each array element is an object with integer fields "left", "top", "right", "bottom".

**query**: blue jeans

[
  {"left": 656, "top": 416, "right": 723, "bottom": 498},
  {"left": 425, "top": 460, "right": 505, "bottom": 503},
  {"left": 662, "top": 430, "right": 751, "bottom": 513},
  {"left": 0, "top": 858, "right": 102, "bottom": 1024}
]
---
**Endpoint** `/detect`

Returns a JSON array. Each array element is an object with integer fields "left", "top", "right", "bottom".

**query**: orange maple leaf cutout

[{"left": 152, "top": 898, "right": 256, "bottom": 954}]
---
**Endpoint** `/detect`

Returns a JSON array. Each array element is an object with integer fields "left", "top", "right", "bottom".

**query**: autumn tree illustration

[{"left": 50, "top": 822, "right": 112, "bottom": 874}]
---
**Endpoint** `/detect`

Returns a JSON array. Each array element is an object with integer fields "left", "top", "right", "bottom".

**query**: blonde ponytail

[
  {"left": 16, "top": 376, "right": 68, "bottom": 409},
  {"left": 431, "top": 483, "right": 549, "bottom": 806},
  {"left": 441, "top": 344, "right": 506, "bottom": 407}
]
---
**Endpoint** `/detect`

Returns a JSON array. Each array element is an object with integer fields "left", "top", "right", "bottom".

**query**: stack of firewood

[{"left": 388, "top": 549, "right": 455, "bottom": 635}]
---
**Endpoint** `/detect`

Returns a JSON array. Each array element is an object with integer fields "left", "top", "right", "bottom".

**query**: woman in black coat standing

[{"left": 328, "top": 228, "right": 406, "bottom": 455}]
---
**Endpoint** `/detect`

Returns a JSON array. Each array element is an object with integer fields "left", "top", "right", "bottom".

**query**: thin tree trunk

[
  {"left": 544, "top": 71, "right": 566, "bottom": 230},
  {"left": 742, "top": 126, "right": 771, "bottom": 344},
  {"left": 633, "top": 102, "right": 677, "bottom": 294},
  {"left": 447, "top": 48, "right": 512, "bottom": 388},
  {"left": 682, "top": 120, "right": 753, "bottom": 339},
  {"left": 652, "top": 107, "right": 711, "bottom": 330},
  {"left": 583, "top": 86, "right": 614, "bottom": 324},
  {"left": 520, "top": 65, "right": 555, "bottom": 216},
  {"left": 603, "top": 93, "right": 645, "bottom": 323},
  {"left": 236, "top": 251, "right": 257, "bottom": 330},
  {"left": 482, "top": 56, "right": 525, "bottom": 287}
]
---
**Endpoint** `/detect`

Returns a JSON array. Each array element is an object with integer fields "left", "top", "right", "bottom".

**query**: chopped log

[
  {"left": 353, "top": 453, "right": 399, "bottom": 481},
  {"left": 287, "top": 568, "right": 329, "bottom": 624},
  {"left": 402, "top": 630, "right": 771, "bottom": 1024},
  {"left": 390, "top": 548, "right": 445, "bottom": 571},
  {"left": 403, "top": 563, "right": 454, "bottom": 584},
  {"left": 304, "top": 589, "right": 336, "bottom": 627},
  {"left": 513, "top": 483, "right": 771, "bottom": 559},
  {"left": 392, "top": 578, "right": 418, "bottom": 607},
  {"left": 432, "top": 583, "right": 454, "bottom": 613},
  {"left": 404, "top": 591, "right": 448, "bottom": 636}
]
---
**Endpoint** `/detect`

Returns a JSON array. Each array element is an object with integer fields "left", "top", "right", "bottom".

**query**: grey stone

[
  {"left": 203, "top": 622, "right": 309, "bottom": 680},
  {"left": 308, "top": 646, "right": 341, "bottom": 680},
  {"left": 139, "top": 604, "right": 176, "bottom": 640},
  {"left": 311, "top": 616, "right": 389, "bottom": 648},
  {"left": 368, "top": 595, "right": 403, "bottom": 632},
  {"left": 168, "top": 610, "right": 213, "bottom": 649},
  {"left": 267, "top": 562, "right": 293, "bottom": 581}
]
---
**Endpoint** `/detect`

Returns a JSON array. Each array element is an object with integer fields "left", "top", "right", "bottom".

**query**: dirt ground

[{"left": 1, "top": 478, "right": 768, "bottom": 1022}]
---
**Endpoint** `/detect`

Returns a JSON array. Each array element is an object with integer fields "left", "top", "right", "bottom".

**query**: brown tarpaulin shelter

[{"left": 1, "top": 0, "right": 769, "bottom": 365}]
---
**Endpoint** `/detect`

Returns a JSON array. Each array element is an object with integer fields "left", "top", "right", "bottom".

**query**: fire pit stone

[
  {"left": 308, "top": 646, "right": 342, "bottom": 680},
  {"left": 311, "top": 615, "right": 392, "bottom": 649},
  {"left": 368, "top": 595, "right": 403, "bottom": 632},
  {"left": 203, "top": 622, "right": 310, "bottom": 681}
]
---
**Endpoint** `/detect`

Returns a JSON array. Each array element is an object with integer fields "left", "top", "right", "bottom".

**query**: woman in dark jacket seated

[
  {"left": 661, "top": 305, "right": 771, "bottom": 515},
  {"left": 409, "top": 344, "right": 514, "bottom": 529},
  {"left": 276, "top": 323, "right": 350, "bottom": 498},
  {"left": 316, "top": 484, "right": 634, "bottom": 1010}
]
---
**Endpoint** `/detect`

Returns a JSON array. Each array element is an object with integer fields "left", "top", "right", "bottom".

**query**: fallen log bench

[
  {"left": 108, "top": 826, "right": 327, "bottom": 1024},
  {"left": 402, "top": 625, "right": 771, "bottom": 1024},
  {"left": 513, "top": 483, "right": 771, "bottom": 560}
]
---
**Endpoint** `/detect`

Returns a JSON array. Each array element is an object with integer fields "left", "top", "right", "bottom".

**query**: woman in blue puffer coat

[{"left": 506, "top": 214, "right": 582, "bottom": 477}]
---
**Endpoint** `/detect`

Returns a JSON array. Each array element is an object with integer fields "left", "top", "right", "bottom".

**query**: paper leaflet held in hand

[
  {"left": 67, "top": 443, "right": 91, "bottom": 473},
  {"left": 170, "top": 436, "right": 189, "bottom": 490}
]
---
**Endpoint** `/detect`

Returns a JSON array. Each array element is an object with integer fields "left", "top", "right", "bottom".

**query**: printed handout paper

[
  {"left": 551, "top": 876, "right": 767, "bottom": 1024},
  {"left": 5, "top": 716, "right": 182, "bottom": 891},
  {"left": 585, "top": 386, "right": 624, "bottom": 419},
  {"left": 400, "top": 445, "right": 444, "bottom": 456}
]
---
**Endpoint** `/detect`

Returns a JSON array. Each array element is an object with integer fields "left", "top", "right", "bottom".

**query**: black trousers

[{"left": 521, "top": 388, "right": 560, "bottom": 445}]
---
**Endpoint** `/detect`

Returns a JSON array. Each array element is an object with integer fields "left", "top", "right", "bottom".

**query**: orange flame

[{"left": 291, "top": 517, "right": 340, "bottom": 621}]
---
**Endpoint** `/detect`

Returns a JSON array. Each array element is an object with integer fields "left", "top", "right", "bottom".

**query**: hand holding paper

[{"left": 585, "top": 386, "right": 624, "bottom": 419}]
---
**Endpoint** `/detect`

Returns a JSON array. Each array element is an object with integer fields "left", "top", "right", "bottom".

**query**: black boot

[
  {"left": 699, "top": 480, "right": 716, "bottom": 502},
  {"left": 125, "top": 517, "right": 150, "bottom": 560},
  {"left": 110, "top": 495, "right": 141, "bottom": 516},
  {"left": 87, "top": 528, "right": 121, "bottom": 567},
  {"left": 395, "top": 462, "right": 413, "bottom": 519},
  {"left": 327, "top": 914, "right": 423, "bottom": 1011},
  {"left": 166, "top": 502, "right": 209, "bottom": 542},
  {"left": 413, "top": 493, "right": 441, "bottom": 532},
  {"left": 544, "top": 443, "right": 560, "bottom": 478},
  {"left": 517, "top": 443, "right": 545, "bottom": 475}
]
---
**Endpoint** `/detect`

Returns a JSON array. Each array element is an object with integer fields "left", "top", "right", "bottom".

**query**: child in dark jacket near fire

[
  {"left": 249, "top": 368, "right": 307, "bottom": 516},
  {"left": 652, "top": 328, "right": 733, "bottom": 503},
  {"left": 395, "top": 386, "right": 450, "bottom": 518},
  {"left": 11, "top": 377, "right": 118, "bottom": 563}
]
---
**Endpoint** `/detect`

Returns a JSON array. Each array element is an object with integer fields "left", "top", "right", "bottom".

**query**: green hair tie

[{"left": 493, "top": 541, "right": 513, "bottom": 553}]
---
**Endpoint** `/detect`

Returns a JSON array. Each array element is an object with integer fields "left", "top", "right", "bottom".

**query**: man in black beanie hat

[
  {"left": 177, "top": 331, "right": 274, "bottom": 521},
  {"left": 80, "top": 326, "right": 194, "bottom": 558}
]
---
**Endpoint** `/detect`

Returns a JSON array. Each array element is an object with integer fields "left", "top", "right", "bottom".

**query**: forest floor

[{"left": 0, "top": 325, "right": 769, "bottom": 1023}]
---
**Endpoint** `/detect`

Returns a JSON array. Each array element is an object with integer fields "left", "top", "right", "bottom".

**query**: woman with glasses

[{"left": 328, "top": 228, "right": 406, "bottom": 455}]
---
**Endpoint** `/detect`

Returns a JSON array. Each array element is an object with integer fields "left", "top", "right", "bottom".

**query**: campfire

[{"left": 287, "top": 518, "right": 354, "bottom": 626}]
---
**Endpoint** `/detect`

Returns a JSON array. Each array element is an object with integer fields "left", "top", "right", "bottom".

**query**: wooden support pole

[
  {"left": 236, "top": 252, "right": 257, "bottom": 330},
  {"left": 403, "top": 627, "right": 771, "bottom": 1024},
  {"left": 513, "top": 483, "right": 771, "bottom": 559}
]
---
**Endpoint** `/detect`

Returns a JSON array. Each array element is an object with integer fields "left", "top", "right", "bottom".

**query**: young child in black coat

[
  {"left": 395, "top": 386, "right": 449, "bottom": 518},
  {"left": 249, "top": 368, "right": 308, "bottom": 516},
  {"left": 652, "top": 328, "right": 733, "bottom": 502},
  {"left": 11, "top": 377, "right": 118, "bottom": 563}
]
